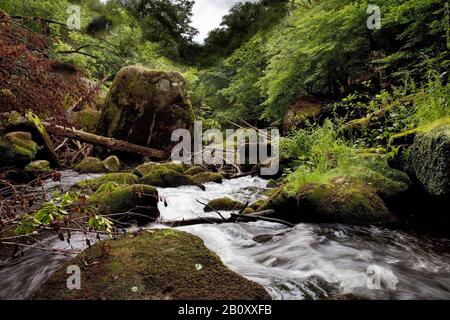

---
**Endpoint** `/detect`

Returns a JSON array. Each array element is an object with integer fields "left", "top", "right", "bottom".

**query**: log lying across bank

[
  {"left": 43, "top": 123, "right": 168, "bottom": 160},
  {"left": 0, "top": 112, "right": 168, "bottom": 160}
]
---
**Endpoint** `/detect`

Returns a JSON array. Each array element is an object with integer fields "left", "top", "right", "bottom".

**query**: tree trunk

[{"left": 43, "top": 122, "right": 168, "bottom": 160}]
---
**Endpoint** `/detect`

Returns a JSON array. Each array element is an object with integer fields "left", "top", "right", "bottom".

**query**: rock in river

[{"left": 96, "top": 66, "right": 194, "bottom": 154}]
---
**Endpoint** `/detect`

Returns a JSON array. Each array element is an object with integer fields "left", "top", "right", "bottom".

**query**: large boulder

[
  {"left": 392, "top": 124, "right": 450, "bottom": 197},
  {"left": 96, "top": 66, "right": 194, "bottom": 153},
  {"left": 34, "top": 230, "right": 270, "bottom": 300}
]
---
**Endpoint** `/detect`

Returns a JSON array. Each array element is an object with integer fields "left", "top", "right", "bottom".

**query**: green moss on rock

[
  {"left": 74, "top": 157, "right": 106, "bottom": 174},
  {"left": 192, "top": 172, "right": 224, "bottom": 184},
  {"left": 204, "top": 197, "right": 245, "bottom": 212},
  {"left": 102, "top": 155, "right": 121, "bottom": 172},
  {"left": 91, "top": 184, "right": 159, "bottom": 225},
  {"left": 0, "top": 131, "right": 38, "bottom": 167},
  {"left": 34, "top": 230, "right": 270, "bottom": 300},
  {"left": 135, "top": 161, "right": 186, "bottom": 177},
  {"left": 295, "top": 179, "right": 392, "bottom": 225},
  {"left": 24, "top": 160, "right": 51, "bottom": 176},
  {"left": 139, "top": 168, "right": 204, "bottom": 190},
  {"left": 184, "top": 166, "right": 206, "bottom": 176},
  {"left": 75, "top": 173, "right": 139, "bottom": 192}
]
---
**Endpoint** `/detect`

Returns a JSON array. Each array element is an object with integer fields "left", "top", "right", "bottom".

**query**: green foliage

[{"left": 16, "top": 192, "right": 77, "bottom": 235}]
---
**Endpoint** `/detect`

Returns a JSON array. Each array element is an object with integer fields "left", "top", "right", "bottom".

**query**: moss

[
  {"left": 71, "top": 108, "right": 101, "bottom": 132},
  {"left": 406, "top": 124, "right": 450, "bottom": 196},
  {"left": 34, "top": 230, "right": 270, "bottom": 300},
  {"left": 242, "top": 208, "right": 255, "bottom": 214},
  {"left": 139, "top": 168, "right": 204, "bottom": 190},
  {"left": 74, "top": 173, "right": 139, "bottom": 192},
  {"left": 389, "top": 117, "right": 450, "bottom": 146},
  {"left": 24, "top": 160, "right": 51, "bottom": 176},
  {"left": 135, "top": 162, "right": 186, "bottom": 177},
  {"left": 184, "top": 166, "right": 206, "bottom": 176},
  {"left": 204, "top": 197, "right": 245, "bottom": 212},
  {"left": 102, "top": 155, "right": 121, "bottom": 172},
  {"left": 295, "top": 179, "right": 392, "bottom": 225},
  {"left": 249, "top": 200, "right": 266, "bottom": 211},
  {"left": 192, "top": 172, "right": 224, "bottom": 184},
  {"left": 0, "top": 131, "right": 38, "bottom": 167},
  {"left": 74, "top": 157, "right": 106, "bottom": 174},
  {"left": 91, "top": 184, "right": 159, "bottom": 225}
]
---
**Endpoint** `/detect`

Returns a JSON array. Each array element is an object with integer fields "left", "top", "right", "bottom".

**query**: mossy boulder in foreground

[
  {"left": 138, "top": 169, "right": 205, "bottom": 190},
  {"left": 96, "top": 66, "right": 194, "bottom": 153},
  {"left": 102, "top": 155, "right": 121, "bottom": 172},
  {"left": 91, "top": 184, "right": 159, "bottom": 225},
  {"left": 34, "top": 230, "right": 270, "bottom": 300}
]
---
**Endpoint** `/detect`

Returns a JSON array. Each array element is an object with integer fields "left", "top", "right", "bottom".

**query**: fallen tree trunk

[
  {"left": 162, "top": 209, "right": 295, "bottom": 228},
  {"left": 1, "top": 112, "right": 168, "bottom": 160},
  {"left": 43, "top": 122, "right": 168, "bottom": 160}
]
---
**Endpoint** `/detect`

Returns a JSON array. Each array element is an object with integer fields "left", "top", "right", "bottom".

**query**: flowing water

[{"left": 1, "top": 171, "right": 450, "bottom": 300}]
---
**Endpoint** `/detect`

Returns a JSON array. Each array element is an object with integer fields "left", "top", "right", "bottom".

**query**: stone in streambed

[
  {"left": 91, "top": 184, "right": 159, "bottom": 225},
  {"left": 138, "top": 169, "right": 204, "bottom": 190},
  {"left": 204, "top": 197, "right": 245, "bottom": 212},
  {"left": 74, "top": 172, "right": 139, "bottom": 192},
  {"left": 192, "top": 172, "right": 223, "bottom": 184},
  {"left": 34, "top": 230, "right": 270, "bottom": 300},
  {"left": 74, "top": 157, "right": 106, "bottom": 174}
]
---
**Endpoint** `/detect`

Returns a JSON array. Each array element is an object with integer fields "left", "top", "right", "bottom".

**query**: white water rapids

[{"left": 1, "top": 171, "right": 449, "bottom": 300}]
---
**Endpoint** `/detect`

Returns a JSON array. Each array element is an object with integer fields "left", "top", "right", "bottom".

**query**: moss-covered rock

[
  {"left": 91, "top": 184, "right": 159, "bottom": 225},
  {"left": 102, "top": 155, "right": 121, "bottom": 172},
  {"left": 260, "top": 156, "right": 410, "bottom": 225},
  {"left": 24, "top": 160, "right": 51, "bottom": 176},
  {"left": 74, "top": 173, "right": 139, "bottom": 192},
  {"left": 96, "top": 66, "right": 194, "bottom": 154},
  {"left": 71, "top": 108, "right": 101, "bottom": 132},
  {"left": 74, "top": 157, "right": 106, "bottom": 174},
  {"left": 405, "top": 125, "right": 450, "bottom": 196},
  {"left": 295, "top": 179, "right": 392, "bottom": 225},
  {"left": 204, "top": 197, "right": 245, "bottom": 212},
  {"left": 184, "top": 165, "right": 206, "bottom": 176},
  {"left": 389, "top": 119, "right": 450, "bottom": 197},
  {"left": 139, "top": 169, "right": 204, "bottom": 190},
  {"left": 34, "top": 230, "right": 270, "bottom": 300},
  {"left": 135, "top": 161, "right": 186, "bottom": 176},
  {"left": 192, "top": 172, "right": 224, "bottom": 184},
  {"left": 0, "top": 131, "right": 38, "bottom": 167}
]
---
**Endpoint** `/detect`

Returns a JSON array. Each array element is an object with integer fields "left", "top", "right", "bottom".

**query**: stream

[{"left": 1, "top": 171, "right": 450, "bottom": 300}]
